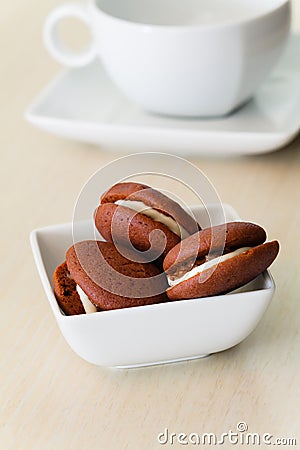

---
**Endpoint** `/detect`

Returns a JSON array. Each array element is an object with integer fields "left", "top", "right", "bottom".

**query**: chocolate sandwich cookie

[
  {"left": 52, "top": 261, "right": 97, "bottom": 315},
  {"left": 163, "top": 222, "right": 279, "bottom": 300},
  {"left": 95, "top": 203, "right": 181, "bottom": 261},
  {"left": 95, "top": 182, "right": 199, "bottom": 260},
  {"left": 65, "top": 240, "right": 168, "bottom": 311}
]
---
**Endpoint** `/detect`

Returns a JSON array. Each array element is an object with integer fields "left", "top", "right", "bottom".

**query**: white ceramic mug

[{"left": 44, "top": 0, "right": 291, "bottom": 117}]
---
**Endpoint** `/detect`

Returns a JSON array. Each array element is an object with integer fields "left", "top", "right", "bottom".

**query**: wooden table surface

[{"left": 1, "top": 1, "right": 300, "bottom": 449}]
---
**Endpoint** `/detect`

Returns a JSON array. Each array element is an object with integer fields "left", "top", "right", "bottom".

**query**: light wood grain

[{"left": 1, "top": 1, "right": 300, "bottom": 449}]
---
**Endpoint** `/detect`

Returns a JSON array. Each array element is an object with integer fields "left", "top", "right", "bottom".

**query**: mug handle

[{"left": 43, "top": 3, "right": 97, "bottom": 67}]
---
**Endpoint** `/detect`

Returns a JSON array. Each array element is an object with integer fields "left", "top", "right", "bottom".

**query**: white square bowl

[{"left": 30, "top": 204, "right": 275, "bottom": 368}]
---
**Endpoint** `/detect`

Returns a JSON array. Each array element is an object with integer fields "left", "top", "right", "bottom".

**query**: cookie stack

[{"left": 53, "top": 182, "right": 279, "bottom": 315}]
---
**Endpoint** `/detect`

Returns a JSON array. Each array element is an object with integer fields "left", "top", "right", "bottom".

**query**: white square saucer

[
  {"left": 30, "top": 204, "right": 275, "bottom": 368},
  {"left": 26, "top": 34, "right": 300, "bottom": 156}
]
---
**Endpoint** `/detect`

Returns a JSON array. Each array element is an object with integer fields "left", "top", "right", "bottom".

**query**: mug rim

[{"left": 90, "top": 0, "right": 290, "bottom": 31}]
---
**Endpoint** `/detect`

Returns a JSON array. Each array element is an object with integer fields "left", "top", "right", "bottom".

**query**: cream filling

[
  {"left": 168, "top": 247, "right": 251, "bottom": 287},
  {"left": 76, "top": 285, "right": 97, "bottom": 314},
  {"left": 115, "top": 199, "right": 184, "bottom": 237}
]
